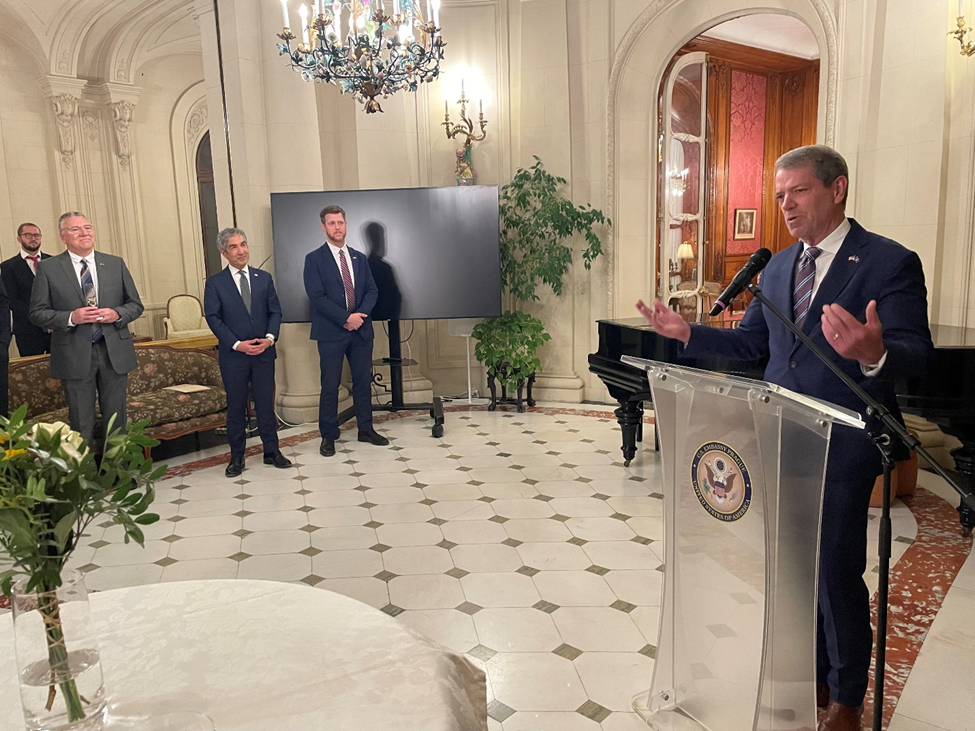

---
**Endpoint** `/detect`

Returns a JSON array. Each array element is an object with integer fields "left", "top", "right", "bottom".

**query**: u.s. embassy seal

[{"left": 690, "top": 441, "right": 752, "bottom": 522}]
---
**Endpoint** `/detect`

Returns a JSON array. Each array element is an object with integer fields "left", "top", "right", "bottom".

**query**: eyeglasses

[
  {"left": 62, "top": 225, "right": 94, "bottom": 235},
  {"left": 19, "top": 233, "right": 42, "bottom": 239}
]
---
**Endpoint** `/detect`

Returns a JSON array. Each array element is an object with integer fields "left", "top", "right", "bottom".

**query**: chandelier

[{"left": 276, "top": 0, "right": 446, "bottom": 114}]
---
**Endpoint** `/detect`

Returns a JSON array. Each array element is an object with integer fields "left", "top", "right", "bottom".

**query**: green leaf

[{"left": 52, "top": 511, "right": 76, "bottom": 553}]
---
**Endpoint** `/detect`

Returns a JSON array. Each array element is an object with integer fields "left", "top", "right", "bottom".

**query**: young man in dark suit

[
  {"left": 303, "top": 205, "right": 388, "bottom": 457},
  {"left": 637, "top": 145, "right": 933, "bottom": 731},
  {"left": 2, "top": 222, "right": 51, "bottom": 356},
  {"left": 29, "top": 212, "right": 144, "bottom": 447},
  {"left": 204, "top": 227, "right": 292, "bottom": 477}
]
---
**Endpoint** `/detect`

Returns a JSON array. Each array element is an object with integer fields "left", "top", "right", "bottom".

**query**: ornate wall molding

[
  {"left": 89, "top": 83, "right": 142, "bottom": 167},
  {"left": 38, "top": 76, "right": 88, "bottom": 168},
  {"left": 604, "top": 0, "right": 838, "bottom": 319},
  {"left": 110, "top": 101, "right": 135, "bottom": 166},
  {"left": 82, "top": 111, "right": 99, "bottom": 141},
  {"left": 185, "top": 98, "right": 208, "bottom": 148},
  {"left": 51, "top": 94, "right": 80, "bottom": 166}
]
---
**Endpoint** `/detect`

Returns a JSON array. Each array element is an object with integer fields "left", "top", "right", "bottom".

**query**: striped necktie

[
  {"left": 339, "top": 249, "right": 355, "bottom": 313},
  {"left": 80, "top": 258, "right": 102, "bottom": 342},
  {"left": 792, "top": 246, "right": 821, "bottom": 326}
]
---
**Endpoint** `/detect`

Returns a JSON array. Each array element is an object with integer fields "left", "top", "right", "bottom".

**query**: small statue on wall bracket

[
  {"left": 442, "top": 83, "right": 487, "bottom": 186},
  {"left": 455, "top": 147, "right": 476, "bottom": 186}
]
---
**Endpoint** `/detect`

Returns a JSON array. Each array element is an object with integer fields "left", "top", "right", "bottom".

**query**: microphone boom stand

[{"left": 746, "top": 283, "right": 975, "bottom": 731}]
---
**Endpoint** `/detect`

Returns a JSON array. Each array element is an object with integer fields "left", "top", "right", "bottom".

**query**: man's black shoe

[
  {"left": 225, "top": 455, "right": 245, "bottom": 477},
  {"left": 320, "top": 438, "right": 336, "bottom": 457},
  {"left": 263, "top": 451, "right": 293, "bottom": 469},
  {"left": 358, "top": 430, "right": 390, "bottom": 446}
]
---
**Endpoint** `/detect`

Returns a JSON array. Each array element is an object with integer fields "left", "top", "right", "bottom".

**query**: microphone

[{"left": 708, "top": 247, "right": 772, "bottom": 316}]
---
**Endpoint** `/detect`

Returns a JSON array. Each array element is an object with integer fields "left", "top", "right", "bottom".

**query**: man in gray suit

[{"left": 29, "top": 212, "right": 144, "bottom": 446}]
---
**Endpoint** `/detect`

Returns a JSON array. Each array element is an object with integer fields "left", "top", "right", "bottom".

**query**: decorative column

[
  {"left": 37, "top": 76, "right": 88, "bottom": 208},
  {"left": 89, "top": 83, "right": 150, "bottom": 318}
]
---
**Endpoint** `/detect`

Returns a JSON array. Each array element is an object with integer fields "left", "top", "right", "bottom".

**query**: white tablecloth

[{"left": 0, "top": 580, "right": 487, "bottom": 731}]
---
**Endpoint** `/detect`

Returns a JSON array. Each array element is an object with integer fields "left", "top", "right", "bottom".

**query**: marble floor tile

[
  {"left": 388, "top": 574, "right": 465, "bottom": 610},
  {"left": 473, "top": 609, "right": 562, "bottom": 653},
  {"left": 317, "top": 577, "right": 389, "bottom": 609},
  {"left": 487, "top": 653, "right": 588, "bottom": 711},
  {"left": 531, "top": 571, "right": 618, "bottom": 607},
  {"left": 383, "top": 546, "right": 454, "bottom": 575},
  {"left": 79, "top": 405, "right": 955, "bottom": 726},
  {"left": 552, "top": 607, "right": 649, "bottom": 652},
  {"left": 574, "top": 652, "right": 655, "bottom": 712},
  {"left": 451, "top": 544, "right": 525, "bottom": 573},
  {"left": 461, "top": 572, "right": 541, "bottom": 608}
]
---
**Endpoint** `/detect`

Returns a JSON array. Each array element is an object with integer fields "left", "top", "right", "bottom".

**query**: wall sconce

[
  {"left": 443, "top": 76, "right": 488, "bottom": 186},
  {"left": 950, "top": 2, "right": 975, "bottom": 56}
]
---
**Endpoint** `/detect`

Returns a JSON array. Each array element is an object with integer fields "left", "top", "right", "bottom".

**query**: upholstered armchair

[{"left": 163, "top": 294, "right": 212, "bottom": 339}]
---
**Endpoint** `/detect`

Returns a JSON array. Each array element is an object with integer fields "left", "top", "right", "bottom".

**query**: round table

[{"left": 0, "top": 580, "right": 487, "bottom": 731}]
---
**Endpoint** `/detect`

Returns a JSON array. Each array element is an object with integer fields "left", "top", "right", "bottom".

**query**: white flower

[{"left": 31, "top": 421, "right": 89, "bottom": 464}]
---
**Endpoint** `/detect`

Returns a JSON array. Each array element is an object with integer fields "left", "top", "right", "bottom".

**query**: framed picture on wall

[{"left": 734, "top": 208, "right": 757, "bottom": 240}]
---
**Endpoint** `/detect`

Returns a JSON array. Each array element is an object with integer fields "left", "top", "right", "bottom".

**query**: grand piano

[{"left": 588, "top": 318, "right": 975, "bottom": 531}]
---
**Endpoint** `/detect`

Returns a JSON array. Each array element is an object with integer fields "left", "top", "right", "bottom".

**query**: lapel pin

[{"left": 848, "top": 255, "right": 860, "bottom": 263}]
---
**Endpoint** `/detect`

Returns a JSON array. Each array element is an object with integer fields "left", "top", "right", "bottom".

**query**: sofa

[{"left": 8, "top": 344, "right": 227, "bottom": 448}]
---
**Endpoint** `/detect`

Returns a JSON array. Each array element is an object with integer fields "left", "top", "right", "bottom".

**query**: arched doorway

[
  {"left": 658, "top": 14, "right": 820, "bottom": 317},
  {"left": 196, "top": 132, "right": 222, "bottom": 277},
  {"left": 607, "top": 0, "right": 835, "bottom": 320}
]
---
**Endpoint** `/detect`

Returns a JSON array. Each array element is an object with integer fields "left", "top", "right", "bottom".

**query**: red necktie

[
  {"left": 339, "top": 249, "right": 355, "bottom": 313},
  {"left": 27, "top": 255, "right": 39, "bottom": 275}
]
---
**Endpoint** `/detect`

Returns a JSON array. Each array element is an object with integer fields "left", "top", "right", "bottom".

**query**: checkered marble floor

[{"left": 64, "top": 405, "right": 918, "bottom": 731}]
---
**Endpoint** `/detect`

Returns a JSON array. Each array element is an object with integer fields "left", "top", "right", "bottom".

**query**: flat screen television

[{"left": 269, "top": 185, "right": 502, "bottom": 323}]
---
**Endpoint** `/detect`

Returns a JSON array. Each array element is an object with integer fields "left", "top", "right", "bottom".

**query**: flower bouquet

[{"left": 0, "top": 406, "right": 164, "bottom": 730}]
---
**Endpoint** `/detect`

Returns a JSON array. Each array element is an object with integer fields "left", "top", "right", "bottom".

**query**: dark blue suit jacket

[
  {"left": 303, "top": 243, "right": 378, "bottom": 342},
  {"left": 204, "top": 266, "right": 282, "bottom": 366},
  {"left": 683, "top": 219, "right": 933, "bottom": 481}
]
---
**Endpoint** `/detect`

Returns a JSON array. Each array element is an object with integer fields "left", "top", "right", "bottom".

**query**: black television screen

[{"left": 269, "top": 185, "right": 502, "bottom": 323}]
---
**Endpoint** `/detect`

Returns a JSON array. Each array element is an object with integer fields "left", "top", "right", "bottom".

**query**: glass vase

[{"left": 11, "top": 569, "right": 107, "bottom": 731}]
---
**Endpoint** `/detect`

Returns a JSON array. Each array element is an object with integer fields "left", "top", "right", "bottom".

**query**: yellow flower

[{"left": 3, "top": 448, "right": 27, "bottom": 460}]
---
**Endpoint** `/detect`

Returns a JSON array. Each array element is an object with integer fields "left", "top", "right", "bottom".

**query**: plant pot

[{"left": 11, "top": 569, "right": 107, "bottom": 731}]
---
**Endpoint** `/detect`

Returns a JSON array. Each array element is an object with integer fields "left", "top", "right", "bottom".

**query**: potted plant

[
  {"left": 0, "top": 408, "right": 163, "bottom": 730},
  {"left": 474, "top": 156, "right": 611, "bottom": 410},
  {"left": 471, "top": 311, "right": 550, "bottom": 411}
]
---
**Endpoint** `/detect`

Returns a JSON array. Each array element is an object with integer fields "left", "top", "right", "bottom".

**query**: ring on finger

[{"left": 833, "top": 332, "right": 840, "bottom": 340}]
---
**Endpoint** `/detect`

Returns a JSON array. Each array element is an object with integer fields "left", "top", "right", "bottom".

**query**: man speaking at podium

[{"left": 637, "top": 145, "right": 932, "bottom": 731}]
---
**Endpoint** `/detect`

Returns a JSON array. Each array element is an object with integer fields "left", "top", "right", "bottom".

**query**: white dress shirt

[
  {"left": 66, "top": 250, "right": 100, "bottom": 327},
  {"left": 800, "top": 218, "right": 886, "bottom": 375},
  {"left": 21, "top": 248, "right": 42, "bottom": 275},
  {"left": 227, "top": 264, "right": 275, "bottom": 351},
  {"left": 326, "top": 241, "right": 355, "bottom": 289}
]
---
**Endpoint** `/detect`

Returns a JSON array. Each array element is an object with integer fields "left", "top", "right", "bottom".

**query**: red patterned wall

[{"left": 726, "top": 70, "right": 767, "bottom": 256}]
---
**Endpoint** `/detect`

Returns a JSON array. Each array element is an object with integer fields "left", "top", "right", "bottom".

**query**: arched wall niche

[
  {"left": 169, "top": 81, "right": 209, "bottom": 304},
  {"left": 606, "top": 0, "right": 837, "bottom": 318}
]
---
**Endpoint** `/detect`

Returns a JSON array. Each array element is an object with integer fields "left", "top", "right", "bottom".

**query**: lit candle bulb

[
  {"left": 431, "top": 0, "right": 439, "bottom": 27},
  {"left": 281, "top": 0, "right": 290, "bottom": 28},
  {"left": 299, "top": 2, "right": 310, "bottom": 44},
  {"left": 426, "top": 0, "right": 432, "bottom": 22}
]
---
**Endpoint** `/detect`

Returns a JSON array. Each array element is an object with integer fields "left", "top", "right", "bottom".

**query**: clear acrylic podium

[{"left": 621, "top": 357, "right": 864, "bottom": 731}]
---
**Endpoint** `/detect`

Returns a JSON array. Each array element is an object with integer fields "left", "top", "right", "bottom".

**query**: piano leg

[
  {"left": 950, "top": 442, "right": 975, "bottom": 537},
  {"left": 615, "top": 399, "right": 642, "bottom": 467}
]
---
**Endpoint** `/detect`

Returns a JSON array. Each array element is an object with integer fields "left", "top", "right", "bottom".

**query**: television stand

[{"left": 338, "top": 320, "right": 445, "bottom": 438}]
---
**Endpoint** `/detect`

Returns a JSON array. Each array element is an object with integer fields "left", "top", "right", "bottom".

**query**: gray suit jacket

[{"left": 29, "top": 250, "right": 144, "bottom": 380}]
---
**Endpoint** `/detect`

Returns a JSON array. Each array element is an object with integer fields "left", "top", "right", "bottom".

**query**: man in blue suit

[
  {"left": 204, "top": 227, "right": 292, "bottom": 477},
  {"left": 638, "top": 146, "right": 932, "bottom": 731},
  {"left": 304, "top": 205, "right": 389, "bottom": 457}
]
